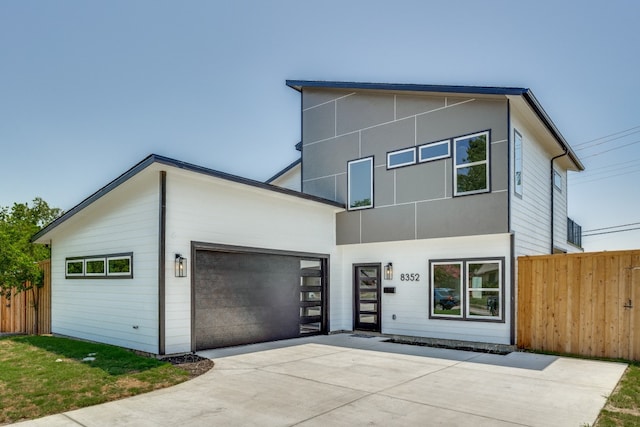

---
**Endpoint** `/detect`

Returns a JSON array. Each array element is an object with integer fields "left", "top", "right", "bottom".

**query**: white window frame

[
  {"left": 514, "top": 130, "right": 523, "bottom": 197},
  {"left": 65, "top": 252, "right": 133, "bottom": 279},
  {"left": 418, "top": 139, "right": 450, "bottom": 163},
  {"left": 453, "top": 131, "right": 490, "bottom": 196},
  {"left": 65, "top": 259, "right": 84, "bottom": 277},
  {"left": 347, "top": 157, "right": 374, "bottom": 210},
  {"left": 466, "top": 260, "right": 503, "bottom": 321},
  {"left": 107, "top": 255, "right": 133, "bottom": 277},
  {"left": 387, "top": 147, "right": 416, "bottom": 169},
  {"left": 85, "top": 257, "right": 106, "bottom": 276},
  {"left": 553, "top": 169, "right": 562, "bottom": 192},
  {"left": 430, "top": 261, "right": 463, "bottom": 319}
]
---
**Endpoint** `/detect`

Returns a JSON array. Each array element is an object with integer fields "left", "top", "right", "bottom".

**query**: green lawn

[
  {"left": 595, "top": 364, "right": 640, "bottom": 426},
  {"left": 0, "top": 335, "right": 190, "bottom": 424}
]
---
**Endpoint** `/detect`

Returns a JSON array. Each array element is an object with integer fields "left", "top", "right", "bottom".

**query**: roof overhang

[{"left": 32, "top": 154, "right": 344, "bottom": 244}]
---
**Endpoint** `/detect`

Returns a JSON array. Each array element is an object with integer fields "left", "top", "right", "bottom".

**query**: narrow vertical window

[
  {"left": 553, "top": 169, "right": 562, "bottom": 192},
  {"left": 454, "top": 131, "right": 490, "bottom": 196},
  {"left": 514, "top": 130, "right": 523, "bottom": 196},
  {"left": 348, "top": 157, "right": 374, "bottom": 210}
]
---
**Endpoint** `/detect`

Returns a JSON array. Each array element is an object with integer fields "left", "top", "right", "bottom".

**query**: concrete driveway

[{"left": 15, "top": 334, "right": 627, "bottom": 426}]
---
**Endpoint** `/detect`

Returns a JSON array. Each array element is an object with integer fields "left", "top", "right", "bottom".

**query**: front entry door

[{"left": 354, "top": 264, "right": 381, "bottom": 332}]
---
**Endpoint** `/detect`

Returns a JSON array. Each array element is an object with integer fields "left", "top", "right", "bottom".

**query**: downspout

[
  {"left": 158, "top": 171, "right": 167, "bottom": 355},
  {"left": 550, "top": 149, "right": 568, "bottom": 254}
]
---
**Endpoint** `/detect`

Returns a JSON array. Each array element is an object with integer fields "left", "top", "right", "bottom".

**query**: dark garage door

[{"left": 194, "top": 250, "right": 325, "bottom": 350}]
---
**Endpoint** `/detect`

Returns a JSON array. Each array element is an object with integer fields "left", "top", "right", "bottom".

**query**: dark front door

[{"left": 354, "top": 264, "right": 381, "bottom": 331}]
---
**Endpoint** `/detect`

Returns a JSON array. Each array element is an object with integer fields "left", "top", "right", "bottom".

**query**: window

[
  {"left": 107, "top": 255, "right": 132, "bottom": 276},
  {"left": 514, "top": 130, "right": 523, "bottom": 196},
  {"left": 387, "top": 147, "right": 416, "bottom": 169},
  {"left": 453, "top": 131, "right": 490, "bottom": 196},
  {"left": 418, "top": 140, "right": 450, "bottom": 163},
  {"left": 553, "top": 169, "right": 562, "bottom": 192},
  {"left": 66, "top": 259, "right": 84, "bottom": 277},
  {"left": 85, "top": 258, "right": 106, "bottom": 276},
  {"left": 431, "top": 262, "right": 462, "bottom": 317},
  {"left": 348, "top": 157, "right": 373, "bottom": 210},
  {"left": 66, "top": 253, "right": 133, "bottom": 279},
  {"left": 430, "top": 258, "right": 503, "bottom": 321}
]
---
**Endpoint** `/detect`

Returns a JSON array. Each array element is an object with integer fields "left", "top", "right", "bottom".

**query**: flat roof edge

[{"left": 286, "top": 80, "right": 528, "bottom": 96}]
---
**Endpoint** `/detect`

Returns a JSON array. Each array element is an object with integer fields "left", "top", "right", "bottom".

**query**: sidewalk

[{"left": 14, "top": 334, "right": 627, "bottom": 426}]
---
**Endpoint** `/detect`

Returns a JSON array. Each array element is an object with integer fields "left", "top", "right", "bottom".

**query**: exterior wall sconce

[
  {"left": 384, "top": 262, "right": 393, "bottom": 280},
  {"left": 175, "top": 254, "right": 187, "bottom": 277}
]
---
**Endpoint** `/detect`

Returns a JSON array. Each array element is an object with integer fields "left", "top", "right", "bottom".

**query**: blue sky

[{"left": 1, "top": 0, "right": 639, "bottom": 251}]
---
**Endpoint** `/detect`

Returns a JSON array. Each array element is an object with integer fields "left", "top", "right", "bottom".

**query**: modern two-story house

[{"left": 33, "top": 80, "right": 584, "bottom": 355}]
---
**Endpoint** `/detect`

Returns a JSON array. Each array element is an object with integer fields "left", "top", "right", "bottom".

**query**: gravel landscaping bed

[{"left": 161, "top": 354, "right": 215, "bottom": 378}]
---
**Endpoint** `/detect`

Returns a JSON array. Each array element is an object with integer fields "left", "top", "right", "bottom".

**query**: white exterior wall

[
  {"left": 510, "top": 110, "right": 555, "bottom": 257},
  {"left": 48, "top": 170, "right": 160, "bottom": 354},
  {"left": 163, "top": 168, "right": 339, "bottom": 354},
  {"left": 338, "top": 234, "right": 512, "bottom": 344},
  {"left": 269, "top": 162, "right": 301, "bottom": 191}
]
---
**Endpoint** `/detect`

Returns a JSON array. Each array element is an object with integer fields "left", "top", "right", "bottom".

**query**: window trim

[
  {"left": 453, "top": 130, "right": 491, "bottom": 196},
  {"left": 347, "top": 157, "right": 374, "bottom": 210},
  {"left": 514, "top": 129, "right": 523, "bottom": 197},
  {"left": 386, "top": 147, "right": 416, "bottom": 170},
  {"left": 65, "top": 252, "right": 134, "bottom": 279},
  {"left": 429, "top": 257, "right": 504, "bottom": 322},
  {"left": 65, "top": 259, "right": 84, "bottom": 277},
  {"left": 418, "top": 139, "right": 451, "bottom": 163},
  {"left": 85, "top": 257, "right": 106, "bottom": 276},
  {"left": 107, "top": 255, "right": 133, "bottom": 276},
  {"left": 430, "top": 261, "right": 463, "bottom": 319},
  {"left": 553, "top": 169, "right": 562, "bottom": 192}
]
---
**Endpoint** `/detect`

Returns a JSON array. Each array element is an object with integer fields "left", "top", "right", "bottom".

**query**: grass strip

[{"left": 0, "top": 335, "right": 190, "bottom": 424}]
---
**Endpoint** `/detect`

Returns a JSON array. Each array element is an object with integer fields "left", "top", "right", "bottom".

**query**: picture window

[
  {"left": 430, "top": 258, "right": 503, "bottom": 321},
  {"left": 453, "top": 131, "right": 490, "bottom": 196}
]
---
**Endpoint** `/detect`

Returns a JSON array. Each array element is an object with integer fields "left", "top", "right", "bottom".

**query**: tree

[{"left": 0, "top": 198, "right": 62, "bottom": 333}]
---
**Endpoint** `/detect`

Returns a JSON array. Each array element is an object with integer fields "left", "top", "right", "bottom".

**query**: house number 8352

[{"left": 400, "top": 273, "right": 420, "bottom": 282}]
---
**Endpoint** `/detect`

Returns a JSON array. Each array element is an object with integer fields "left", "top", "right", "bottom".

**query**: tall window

[
  {"left": 348, "top": 157, "right": 374, "bottom": 210},
  {"left": 553, "top": 169, "right": 562, "bottom": 192},
  {"left": 514, "top": 130, "right": 523, "bottom": 196},
  {"left": 453, "top": 131, "right": 490, "bottom": 196},
  {"left": 430, "top": 258, "right": 503, "bottom": 321}
]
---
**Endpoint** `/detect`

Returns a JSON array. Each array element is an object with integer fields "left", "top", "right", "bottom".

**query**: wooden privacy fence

[
  {"left": 0, "top": 259, "right": 51, "bottom": 335},
  {"left": 517, "top": 250, "right": 640, "bottom": 361}
]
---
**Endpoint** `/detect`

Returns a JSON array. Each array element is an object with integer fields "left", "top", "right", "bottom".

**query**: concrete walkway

[{"left": 14, "top": 334, "right": 627, "bottom": 426}]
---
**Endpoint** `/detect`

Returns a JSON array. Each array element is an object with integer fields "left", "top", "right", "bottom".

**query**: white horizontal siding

[
  {"left": 269, "top": 163, "right": 301, "bottom": 191},
  {"left": 510, "top": 108, "right": 577, "bottom": 256},
  {"left": 163, "top": 169, "right": 339, "bottom": 354},
  {"left": 338, "top": 234, "right": 512, "bottom": 345},
  {"left": 49, "top": 170, "right": 160, "bottom": 354},
  {"left": 510, "top": 111, "right": 554, "bottom": 257}
]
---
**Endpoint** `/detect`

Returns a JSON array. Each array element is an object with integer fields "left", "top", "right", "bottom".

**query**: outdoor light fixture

[
  {"left": 175, "top": 254, "right": 187, "bottom": 277},
  {"left": 384, "top": 262, "right": 393, "bottom": 280}
]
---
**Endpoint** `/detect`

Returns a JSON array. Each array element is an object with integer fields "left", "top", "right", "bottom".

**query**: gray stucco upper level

[{"left": 289, "top": 82, "right": 513, "bottom": 245}]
